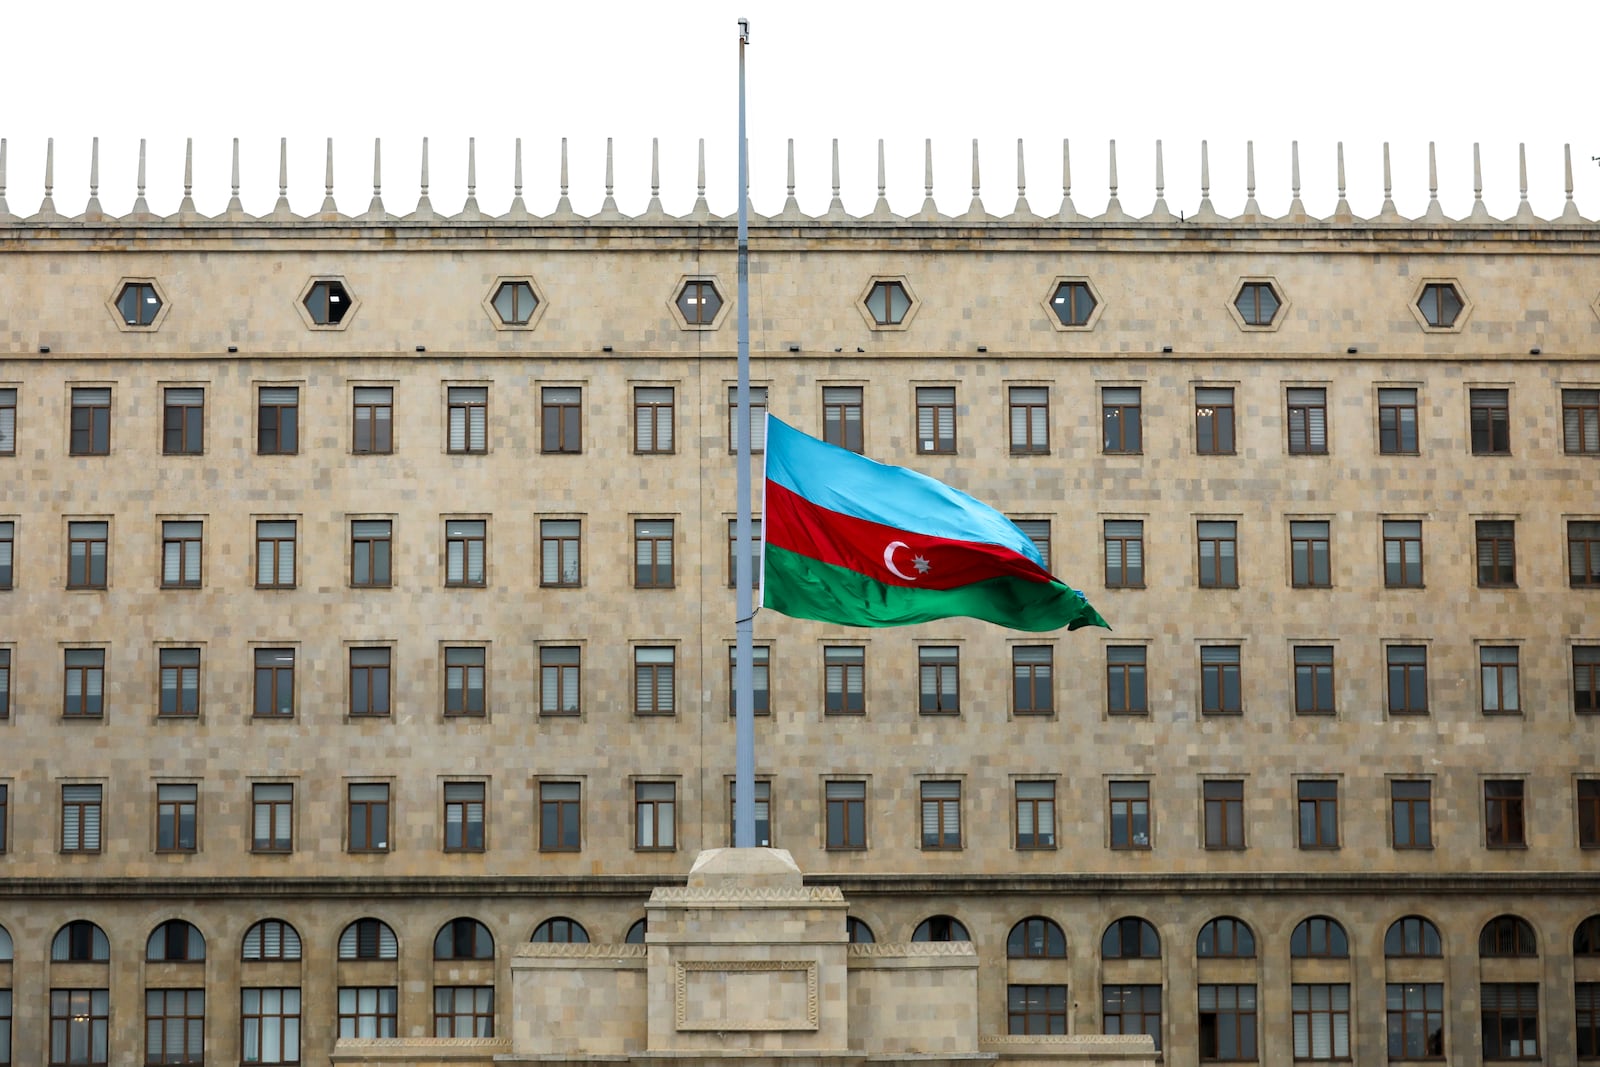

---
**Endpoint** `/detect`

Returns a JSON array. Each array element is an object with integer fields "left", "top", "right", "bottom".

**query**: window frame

[
  {"left": 252, "top": 648, "right": 295, "bottom": 719},
  {"left": 633, "top": 518, "right": 675, "bottom": 589},
  {"left": 825, "top": 779, "right": 867, "bottom": 850},
  {"left": 346, "top": 782, "right": 391, "bottom": 853},
  {"left": 446, "top": 386, "right": 489, "bottom": 455},
  {"left": 1475, "top": 520, "right": 1517, "bottom": 588},
  {"left": 633, "top": 646, "right": 676, "bottom": 717},
  {"left": 352, "top": 385, "right": 394, "bottom": 455},
  {"left": 541, "top": 386, "right": 583, "bottom": 454},
  {"left": 0, "top": 519, "right": 13, "bottom": 591},
  {"left": 433, "top": 985, "right": 494, "bottom": 1038},
  {"left": 1286, "top": 387, "right": 1328, "bottom": 456},
  {"left": 914, "top": 386, "right": 957, "bottom": 455},
  {"left": 1385, "top": 981, "right": 1445, "bottom": 1061},
  {"left": 1012, "top": 645, "right": 1054, "bottom": 716},
  {"left": 1485, "top": 779, "right": 1527, "bottom": 849},
  {"left": 1203, "top": 780, "right": 1245, "bottom": 850},
  {"left": 443, "top": 646, "right": 486, "bottom": 718},
  {"left": 727, "top": 384, "right": 768, "bottom": 454},
  {"left": 539, "top": 780, "right": 582, "bottom": 852},
  {"left": 1101, "top": 386, "right": 1143, "bottom": 455},
  {"left": 1290, "top": 983, "right": 1350, "bottom": 1061},
  {"left": 1295, "top": 780, "right": 1339, "bottom": 850},
  {"left": 822, "top": 385, "right": 864, "bottom": 453},
  {"left": 634, "top": 780, "right": 677, "bottom": 851},
  {"left": 1479, "top": 982, "right": 1539, "bottom": 1060},
  {"left": 336, "top": 986, "right": 398, "bottom": 1039},
  {"left": 1009, "top": 386, "right": 1050, "bottom": 455},
  {"left": 1470, "top": 388, "right": 1511, "bottom": 455},
  {"left": 51, "top": 989, "right": 111, "bottom": 1066},
  {"left": 1568, "top": 521, "right": 1600, "bottom": 589},
  {"left": 1107, "top": 645, "right": 1149, "bottom": 716},
  {"left": 1200, "top": 646, "right": 1243, "bottom": 716},
  {"left": 1104, "top": 520, "right": 1146, "bottom": 589},
  {"left": 62, "top": 783, "right": 104, "bottom": 853},
  {"left": 1563, "top": 388, "right": 1600, "bottom": 455},
  {"left": 254, "top": 519, "right": 297, "bottom": 590},
  {"left": 63, "top": 648, "right": 106, "bottom": 718},
  {"left": 1385, "top": 644, "right": 1429, "bottom": 716},
  {"left": 348, "top": 647, "right": 392, "bottom": 719},
  {"left": 1377, "top": 386, "right": 1420, "bottom": 455},
  {"left": 144, "top": 988, "right": 205, "bottom": 1063},
  {"left": 1382, "top": 519, "right": 1424, "bottom": 588},
  {"left": 350, "top": 519, "right": 393, "bottom": 589},
  {"left": 824, "top": 646, "right": 866, "bottom": 716},
  {"left": 726, "top": 517, "right": 762, "bottom": 589},
  {"left": 1014, "top": 780, "right": 1056, "bottom": 850},
  {"left": 1579, "top": 779, "right": 1600, "bottom": 849},
  {"left": 1007, "top": 984, "right": 1068, "bottom": 1036},
  {"left": 0, "top": 386, "right": 15, "bottom": 457},
  {"left": 727, "top": 644, "right": 770, "bottom": 717},
  {"left": 1289, "top": 520, "right": 1331, "bottom": 589},
  {"left": 1578, "top": 646, "right": 1600, "bottom": 715},
  {"left": 539, "top": 646, "right": 582, "bottom": 718},
  {"left": 69, "top": 386, "right": 112, "bottom": 456},
  {"left": 1109, "top": 780, "right": 1152, "bottom": 850},
  {"left": 251, "top": 783, "right": 294, "bottom": 853},
  {"left": 256, "top": 385, "right": 299, "bottom": 456},
  {"left": 162, "top": 386, "right": 205, "bottom": 456},
  {"left": 1197, "top": 520, "right": 1239, "bottom": 589},
  {"left": 1292, "top": 645, "right": 1336, "bottom": 716},
  {"left": 240, "top": 987, "right": 301, "bottom": 1065},
  {"left": 160, "top": 520, "right": 203, "bottom": 589},
  {"left": 1390, "top": 780, "right": 1433, "bottom": 850},
  {"left": 633, "top": 386, "right": 676, "bottom": 455},
  {"left": 1232, "top": 281, "right": 1282, "bottom": 328},
  {"left": 727, "top": 778, "right": 773, "bottom": 848},
  {"left": 156, "top": 782, "right": 199, "bottom": 853},
  {"left": 918, "top": 646, "right": 961, "bottom": 716},
  {"left": 1195, "top": 386, "right": 1236, "bottom": 455},
  {"left": 444, "top": 518, "right": 487, "bottom": 588},
  {"left": 1480, "top": 646, "right": 1521, "bottom": 715},
  {"left": 67, "top": 519, "right": 109, "bottom": 590},
  {"left": 919, "top": 780, "right": 962, "bottom": 851},
  {"left": 442, "top": 781, "right": 486, "bottom": 853}
]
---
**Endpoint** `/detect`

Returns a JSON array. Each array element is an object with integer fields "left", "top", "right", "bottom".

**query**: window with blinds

[
  {"left": 1104, "top": 519, "right": 1144, "bottom": 588},
  {"left": 1476, "top": 520, "right": 1516, "bottom": 586},
  {"left": 822, "top": 386, "right": 863, "bottom": 453},
  {"left": 338, "top": 919, "right": 398, "bottom": 960},
  {"left": 0, "top": 521, "right": 12, "bottom": 590},
  {"left": 1195, "top": 386, "right": 1235, "bottom": 454},
  {"left": 62, "top": 784, "right": 102, "bottom": 851},
  {"left": 162, "top": 387, "right": 205, "bottom": 455},
  {"left": 1481, "top": 647, "right": 1521, "bottom": 714},
  {"left": 1197, "top": 521, "right": 1237, "bottom": 588},
  {"left": 1107, "top": 645, "right": 1148, "bottom": 715},
  {"left": 915, "top": 387, "right": 956, "bottom": 454},
  {"left": 1382, "top": 520, "right": 1424, "bottom": 587},
  {"left": 1377, "top": 387, "right": 1418, "bottom": 454},
  {"left": 351, "top": 520, "right": 392, "bottom": 587},
  {"left": 634, "top": 387, "right": 675, "bottom": 454},
  {"left": 1287, "top": 387, "right": 1328, "bottom": 454},
  {"left": 1201, "top": 646, "right": 1242, "bottom": 714},
  {"left": 540, "top": 647, "right": 581, "bottom": 716},
  {"left": 447, "top": 387, "right": 488, "bottom": 453},
  {"left": 0, "top": 649, "right": 10, "bottom": 720},
  {"left": 1470, "top": 387, "right": 1511, "bottom": 454},
  {"left": 1480, "top": 982, "right": 1539, "bottom": 1058},
  {"left": 63, "top": 649, "right": 105, "bottom": 717},
  {"left": 352, "top": 386, "right": 392, "bottom": 454},
  {"left": 347, "top": 785, "right": 390, "bottom": 853},
  {"left": 443, "top": 782, "right": 485, "bottom": 851},
  {"left": 251, "top": 787, "right": 294, "bottom": 853},
  {"left": 255, "top": 520, "right": 296, "bottom": 588},
  {"left": 728, "top": 385, "right": 768, "bottom": 454},
  {"left": 824, "top": 646, "right": 865, "bottom": 715},
  {"left": 242, "top": 919, "right": 302, "bottom": 960},
  {"left": 257, "top": 386, "right": 298, "bottom": 455},
  {"left": 920, "top": 780, "right": 961, "bottom": 849},
  {"left": 1012, "top": 519, "right": 1050, "bottom": 571},
  {"left": 0, "top": 388, "right": 14, "bottom": 455},
  {"left": 1291, "top": 984, "right": 1349, "bottom": 1061},
  {"left": 541, "top": 520, "right": 581, "bottom": 587},
  {"left": 1009, "top": 386, "right": 1048, "bottom": 454},
  {"left": 444, "top": 520, "right": 486, "bottom": 586},
  {"left": 634, "top": 647, "right": 675, "bottom": 715},
  {"left": 1015, "top": 781, "right": 1055, "bottom": 848},
  {"left": 70, "top": 387, "right": 112, "bottom": 455},
  {"left": 727, "top": 645, "right": 770, "bottom": 716},
  {"left": 1012, "top": 645, "right": 1053, "bottom": 715},
  {"left": 728, "top": 780, "right": 772, "bottom": 847},
  {"left": 726, "top": 518, "right": 762, "bottom": 589},
  {"left": 1565, "top": 389, "right": 1600, "bottom": 455},
  {"left": 1289, "top": 520, "right": 1330, "bottom": 587},
  {"left": 1101, "top": 387, "right": 1142, "bottom": 453},
  {"left": 1570, "top": 522, "right": 1600, "bottom": 588},
  {"left": 156, "top": 785, "right": 198, "bottom": 852},
  {"left": 161, "top": 521, "right": 203, "bottom": 588},
  {"left": 444, "top": 647, "right": 485, "bottom": 716},
  {"left": 67, "top": 520, "right": 109, "bottom": 588},
  {"left": 919, "top": 646, "right": 960, "bottom": 714},
  {"left": 157, "top": 648, "right": 200, "bottom": 717},
  {"left": 634, "top": 519, "right": 673, "bottom": 588}
]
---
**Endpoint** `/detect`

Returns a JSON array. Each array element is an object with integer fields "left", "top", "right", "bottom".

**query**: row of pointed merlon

[{"left": 0, "top": 136, "right": 1591, "bottom": 226}]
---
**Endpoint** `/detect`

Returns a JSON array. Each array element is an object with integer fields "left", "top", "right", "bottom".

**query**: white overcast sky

[{"left": 4, "top": 0, "right": 1596, "bottom": 221}]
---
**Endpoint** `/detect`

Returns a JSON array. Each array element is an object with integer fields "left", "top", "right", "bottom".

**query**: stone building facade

[{"left": 0, "top": 137, "right": 1596, "bottom": 1065}]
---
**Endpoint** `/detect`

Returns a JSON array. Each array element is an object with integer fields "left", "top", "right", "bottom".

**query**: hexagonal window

[
  {"left": 1050, "top": 282, "right": 1096, "bottom": 327},
  {"left": 116, "top": 283, "right": 162, "bottom": 327},
  {"left": 493, "top": 281, "right": 539, "bottom": 326},
  {"left": 1417, "top": 283, "right": 1463, "bottom": 328},
  {"left": 1234, "top": 282, "right": 1281, "bottom": 327},
  {"left": 865, "top": 281, "right": 912, "bottom": 326},
  {"left": 676, "top": 281, "right": 723, "bottom": 326},
  {"left": 304, "top": 280, "right": 352, "bottom": 326}
]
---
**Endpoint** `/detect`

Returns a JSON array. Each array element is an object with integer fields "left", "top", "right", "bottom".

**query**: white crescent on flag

[{"left": 883, "top": 540, "right": 917, "bottom": 581}]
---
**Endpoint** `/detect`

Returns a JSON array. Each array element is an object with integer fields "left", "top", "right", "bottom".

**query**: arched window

[
  {"left": 0, "top": 924, "right": 11, "bottom": 961},
  {"left": 1576, "top": 915, "right": 1600, "bottom": 956},
  {"left": 1197, "top": 917, "right": 1256, "bottom": 958},
  {"left": 625, "top": 919, "right": 648, "bottom": 945},
  {"left": 146, "top": 920, "right": 205, "bottom": 962},
  {"left": 242, "top": 919, "right": 302, "bottom": 961},
  {"left": 1102, "top": 917, "right": 1160, "bottom": 959},
  {"left": 912, "top": 916, "right": 969, "bottom": 943},
  {"left": 1290, "top": 917, "right": 1348, "bottom": 959},
  {"left": 338, "top": 918, "right": 398, "bottom": 960},
  {"left": 1007, "top": 917, "right": 1066, "bottom": 958},
  {"left": 433, "top": 918, "right": 494, "bottom": 960},
  {"left": 51, "top": 921, "right": 110, "bottom": 962},
  {"left": 531, "top": 918, "right": 589, "bottom": 944},
  {"left": 1479, "top": 915, "right": 1537, "bottom": 958},
  {"left": 1384, "top": 916, "right": 1442, "bottom": 958},
  {"left": 846, "top": 917, "right": 875, "bottom": 944}
]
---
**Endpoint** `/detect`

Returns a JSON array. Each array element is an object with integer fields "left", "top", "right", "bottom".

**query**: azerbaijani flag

[{"left": 761, "top": 416, "right": 1108, "bottom": 632}]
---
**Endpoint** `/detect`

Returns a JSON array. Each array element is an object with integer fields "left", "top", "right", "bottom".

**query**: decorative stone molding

[
  {"left": 674, "top": 959, "right": 819, "bottom": 1031},
  {"left": 649, "top": 885, "right": 843, "bottom": 903},
  {"left": 515, "top": 941, "right": 646, "bottom": 958},
  {"left": 847, "top": 940, "right": 976, "bottom": 957}
]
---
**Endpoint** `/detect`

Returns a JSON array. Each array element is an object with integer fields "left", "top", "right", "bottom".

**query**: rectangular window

[
  {"left": 1287, "top": 387, "right": 1327, "bottom": 455},
  {"left": 241, "top": 988, "right": 301, "bottom": 1065},
  {"left": 542, "top": 386, "right": 582, "bottom": 454},
  {"left": 0, "top": 387, "right": 14, "bottom": 455},
  {"left": 1480, "top": 982, "right": 1539, "bottom": 1059},
  {"left": 920, "top": 780, "right": 961, "bottom": 849},
  {"left": 1104, "top": 985, "right": 1162, "bottom": 1052},
  {"left": 919, "top": 646, "right": 960, "bottom": 715},
  {"left": 539, "top": 647, "right": 581, "bottom": 717},
  {"left": 1102, "top": 387, "right": 1142, "bottom": 454},
  {"left": 70, "top": 387, "right": 112, "bottom": 455},
  {"left": 0, "top": 520, "right": 11, "bottom": 589},
  {"left": 634, "top": 647, "right": 675, "bottom": 716},
  {"left": 443, "top": 782, "right": 485, "bottom": 852},
  {"left": 433, "top": 986, "right": 494, "bottom": 1038},
  {"left": 255, "top": 520, "right": 296, "bottom": 589},
  {"left": 1201, "top": 646, "right": 1242, "bottom": 715},
  {"left": 1576, "top": 780, "right": 1598, "bottom": 849},
  {"left": 727, "top": 385, "right": 768, "bottom": 454},
  {"left": 50, "top": 989, "right": 110, "bottom": 1064},
  {"left": 447, "top": 386, "right": 487, "bottom": 454},
  {"left": 1197, "top": 521, "right": 1238, "bottom": 588},
  {"left": 1579, "top": 647, "right": 1600, "bottom": 715},
  {"left": 162, "top": 387, "right": 204, "bottom": 455},
  {"left": 635, "top": 781, "right": 676, "bottom": 850},
  {"left": 1293, "top": 646, "right": 1335, "bottom": 715},
  {"left": 62, "top": 784, "right": 102, "bottom": 852},
  {"left": 540, "top": 781, "right": 581, "bottom": 851},
  {"left": 1010, "top": 386, "right": 1049, "bottom": 454},
  {"left": 349, "top": 648, "right": 391, "bottom": 718},
  {"left": 347, "top": 783, "right": 390, "bottom": 852},
  {"left": 1485, "top": 780, "right": 1526, "bottom": 848},
  {"left": 728, "top": 780, "right": 772, "bottom": 847},
  {"left": 1581, "top": 983, "right": 1600, "bottom": 1058},
  {"left": 1386, "top": 646, "right": 1428, "bottom": 716},
  {"left": 1471, "top": 388, "right": 1511, "bottom": 454},
  {"left": 156, "top": 783, "right": 198, "bottom": 852},
  {"left": 1296, "top": 781, "right": 1339, "bottom": 849},
  {"left": 1012, "top": 646, "right": 1053, "bottom": 715},
  {"left": 1107, "top": 646, "right": 1148, "bottom": 715},
  {"left": 1007, "top": 984, "right": 1068, "bottom": 1035},
  {"left": 826, "top": 780, "right": 867, "bottom": 849},
  {"left": 1013, "top": 519, "right": 1051, "bottom": 571},
  {"left": 915, "top": 386, "right": 956, "bottom": 454},
  {"left": 158, "top": 648, "right": 200, "bottom": 717},
  {"left": 444, "top": 519, "right": 486, "bottom": 586},
  {"left": 634, "top": 386, "right": 675, "bottom": 454},
  {"left": 1110, "top": 781, "right": 1151, "bottom": 850},
  {"left": 1015, "top": 781, "right": 1056, "bottom": 849},
  {"left": 1564, "top": 388, "right": 1600, "bottom": 455},
  {"left": 67, "top": 520, "right": 109, "bottom": 589},
  {"left": 444, "top": 647, "right": 485, "bottom": 717},
  {"left": 727, "top": 518, "right": 763, "bottom": 588},
  {"left": 1386, "top": 982, "right": 1444, "bottom": 1060},
  {"left": 352, "top": 386, "right": 393, "bottom": 454},
  {"left": 63, "top": 649, "right": 105, "bottom": 718},
  {"left": 1383, "top": 520, "right": 1424, "bottom": 587},
  {"left": 257, "top": 386, "right": 298, "bottom": 455},
  {"left": 1378, "top": 387, "right": 1418, "bottom": 454},
  {"left": 160, "top": 520, "right": 202, "bottom": 588},
  {"left": 1196, "top": 386, "right": 1235, "bottom": 455},
  {"left": 825, "top": 646, "right": 865, "bottom": 715},
  {"left": 1570, "top": 521, "right": 1600, "bottom": 588},
  {"left": 248, "top": 648, "right": 295, "bottom": 718},
  {"left": 1291, "top": 983, "right": 1350, "bottom": 1060},
  {"left": 252, "top": 784, "right": 293, "bottom": 852},
  {"left": 634, "top": 519, "right": 674, "bottom": 588},
  {"left": 822, "top": 386, "right": 863, "bottom": 452},
  {"left": 727, "top": 645, "right": 770, "bottom": 716},
  {"left": 146, "top": 988, "right": 204, "bottom": 1052},
  {"left": 1476, "top": 520, "right": 1517, "bottom": 587},
  {"left": 541, "top": 519, "right": 581, "bottom": 587},
  {"left": 1198, "top": 984, "right": 1257, "bottom": 1062},
  {"left": 1290, "top": 521, "right": 1330, "bottom": 588},
  {"left": 1480, "top": 646, "right": 1521, "bottom": 714},
  {"left": 351, "top": 519, "right": 392, "bottom": 588},
  {"left": 1104, "top": 520, "right": 1144, "bottom": 589},
  {"left": 336, "top": 987, "right": 397, "bottom": 1038},
  {"left": 1391, "top": 780, "right": 1432, "bottom": 849},
  {"left": 1204, "top": 781, "right": 1244, "bottom": 850},
  {"left": 0, "top": 649, "right": 9, "bottom": 720}
]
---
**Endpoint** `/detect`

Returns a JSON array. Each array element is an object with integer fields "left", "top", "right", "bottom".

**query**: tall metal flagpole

[{"left": 732, "top": 17, "right": 757, "bottom": 848}]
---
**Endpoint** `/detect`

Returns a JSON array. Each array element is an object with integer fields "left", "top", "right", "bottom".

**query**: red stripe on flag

[{"left": 765, "top": 480, "right": 1055, "bottom": 591}]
